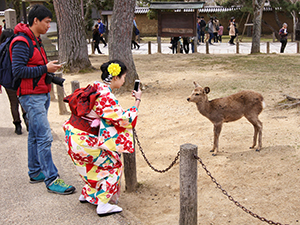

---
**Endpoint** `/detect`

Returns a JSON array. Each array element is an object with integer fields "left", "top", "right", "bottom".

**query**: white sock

[{"left": 96, "top": 202, "right": 122, "bottom": 215}]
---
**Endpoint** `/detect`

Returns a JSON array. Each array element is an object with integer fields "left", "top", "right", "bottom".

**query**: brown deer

[{"left": 187, "top": 82, "right": 265, "bottom": 156}]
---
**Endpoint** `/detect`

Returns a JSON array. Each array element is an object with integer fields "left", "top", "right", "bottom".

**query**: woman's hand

[{"left": 132, "top": 88, "right": 142, "bottom": 108}]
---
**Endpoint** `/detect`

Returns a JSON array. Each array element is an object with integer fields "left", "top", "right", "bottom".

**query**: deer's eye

[{"left": 195, "top": 93, "right": 200, "bottom": 96}]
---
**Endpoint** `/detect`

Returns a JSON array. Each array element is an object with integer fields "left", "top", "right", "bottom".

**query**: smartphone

[
  {"left": 134, "top": 80, "right": 140, "bottom": 92},
  {"left": 59, "top": 61, "right": 67, "bottom": 66}
]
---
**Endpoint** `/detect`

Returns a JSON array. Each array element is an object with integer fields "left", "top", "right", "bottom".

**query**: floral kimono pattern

[{"left": 63, "top": 82, "right": 138, "bottom": 204}]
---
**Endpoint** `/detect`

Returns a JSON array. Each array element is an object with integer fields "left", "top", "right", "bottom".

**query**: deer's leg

[
  {"left": 245, "top": 115, "right": 263, "bottom": 151},
  {"left": 211, "top": 123, "right": 222, "bottom": 156}
]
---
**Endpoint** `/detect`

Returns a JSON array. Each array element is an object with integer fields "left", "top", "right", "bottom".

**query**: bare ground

[{"left": 49, "top": 53, "right": 300, "bottom": 225}]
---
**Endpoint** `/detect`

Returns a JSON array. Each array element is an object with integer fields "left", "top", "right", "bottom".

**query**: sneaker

[
  {"left": 47, "top": 178, "right": 76, "bottom": 195},
  {"left": 30, "top": 172, "right": 45, "bottom": 184}
]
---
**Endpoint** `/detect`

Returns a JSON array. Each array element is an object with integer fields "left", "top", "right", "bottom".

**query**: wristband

[{"left": 135, "top": 98, "right": 141, "bottom": 102}]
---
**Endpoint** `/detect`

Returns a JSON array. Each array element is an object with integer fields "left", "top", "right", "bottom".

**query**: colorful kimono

[{"left": 63, "top": 82, "right": 138, "bottom": 204}]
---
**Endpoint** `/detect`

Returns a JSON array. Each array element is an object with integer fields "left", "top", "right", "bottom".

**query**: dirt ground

[{"left": 49, "top": 53, "right": 300, "bottom": 225}]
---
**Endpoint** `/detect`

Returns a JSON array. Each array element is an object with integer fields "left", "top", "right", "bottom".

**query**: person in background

[
  {"left": 228, "top": 17, "right": 237, "bottom": 45},
  {"left": 197, "top": 17, "right": 201, "bottom": 44},
  {"left": 132, "top": 24, "right": 140, "bottom": 50},
  {"left": 0, "top": 28, "right": 28, "bottom": 135},
  {"left": 218, "top": 23, "right": 224, "bottom": 43},
  {"left": 279, "top": 23, "right": 288, "bottom": 53},
  {"left": 92, "top": 24, "right": 102, "bottom": 54},
  {"left": 2, "top": 19, "right": 6, "bottom": 30},
  {"left": 207, "top": 17, "right": 214, "bottom": 45},
  {"left": 213, "top": 17, "right": 219, "bottom": 43},
  {"left": 199, "top": 16, "right": 206, "bottom": 44},
  {"left": 171, "top": 36, "right": 180, "bottom": 54},
  {"left": 63, "top": 60, "right": 142, "bottom": 216},
  {"left": 190, "top": 37, "right": 195, "bottom": 53},
  {"left": 182, "top": 37, "right": 189, "bottom": 54},
  {"left": 97, "top": 18, "right": 107, "bottom": 48}
]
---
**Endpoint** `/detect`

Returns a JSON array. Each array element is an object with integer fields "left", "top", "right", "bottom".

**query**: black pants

[
  {"left": 280, "top": 39, "right": 287, "bottom": 53},
  {"left": 4, "top": 88, "right": 25, "bottom": 123},
  {"left": 99, "top": 35, "right": 106, "bottom": 46},
  {"left": 213, "top": 32, "right": 218, "bottom": 42},
  {"left": 132, "top": 40, "right": 139, "bottom": 49},
  {"left": 183, "top": 40, "right": 189, "bottom": 54},
  {"left": 229, "top": 35, "right": 236, "bottom": 44},
  {"left": 94, "top": 41, "right": 102, "bottom": 54}
]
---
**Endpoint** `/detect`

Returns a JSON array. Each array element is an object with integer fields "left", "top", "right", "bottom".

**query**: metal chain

[
  {"left": 194, "top": 155, "right": 288, "bottom": 225},
  {"left": 133, "top": 128, "right": 180, "bottom": 173}
]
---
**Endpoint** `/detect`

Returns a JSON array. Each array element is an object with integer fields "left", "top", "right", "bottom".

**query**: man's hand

[{"left": 46, "top": 60, "right": 62, "bottom": 73}]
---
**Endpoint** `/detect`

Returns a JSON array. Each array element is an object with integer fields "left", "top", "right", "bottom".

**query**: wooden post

[
  {"left": 194, "top": 36, "right": 197, "bottom": 53},
  {"left": 91, "top": 42, "right": 95, "bottom": 54},
  {"left": 206, "top": 42, "right": 209, "bottom": 54},
  {"left": 71, "top": 80, "right": 80, "bottom": 93},
  {"left": 179, "top": 143, "right": 198, "bottom": 225},
  {"left": 50, "top": 83, "right": 56, "bottom": 101},
  {"left": 148, "top": 41, "right": 151, "bottom": 54},
  {"left": 272, "top": 32, "right": 275, "bottom": 42},
  {"left": 157, "top": 36, "right": 161, "bottom": 53},
  {"left": 297, "top": 42, "right": 300, "bottom": 54},
  {"left": 123, "top": 149, "right": 138, "bottom": 192},
  {"left": 55, "top": 72, "right": 68, "bottom": 115},
  {"left": 266, "top": 42, "right": 270, "bottom": 54},
  {"left": 236, "top": 42, "right": 239, "bottom": 54},
  {"left": 177, "top": 40, "right": 181, "bottom": 54}
]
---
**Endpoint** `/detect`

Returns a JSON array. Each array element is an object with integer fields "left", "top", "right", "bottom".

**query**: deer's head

[{"left": 187, "top": 82, "right": 210, "bottom": 103}]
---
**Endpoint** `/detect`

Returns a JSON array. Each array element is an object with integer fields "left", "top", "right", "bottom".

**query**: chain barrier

[
  {"left": 133, "top": 128, "right": 180, "bottom": 173},
  {"left": 194, "top": 154, "right": 288, "bottom": 225}
]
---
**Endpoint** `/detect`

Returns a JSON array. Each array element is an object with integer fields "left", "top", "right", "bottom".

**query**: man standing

[
  {"left": 97, "top": 18, "right": 107, "bottom": 47},
  {"left": 199, "top": 16, "right": 206, "bottom": 43},
  {"left": 10, "top": 4, "right": 75, "bottom": 195}
]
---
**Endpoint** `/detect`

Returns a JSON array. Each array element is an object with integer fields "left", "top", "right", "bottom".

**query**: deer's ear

[
  {"left": 193, "top": 81, "right": 200, "bottom": 87},
  {"left": 204, "top": 87, "right": 210, "bottom": 94}
]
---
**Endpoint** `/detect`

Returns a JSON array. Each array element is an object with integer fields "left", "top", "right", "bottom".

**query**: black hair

[
  {"left": 101, "top": 60, "right": 127, "bottom": 82},
  {"left": 0, "top": 28, "right": 14, "bottom": 44},
  {"left": 2, "top": 19, "right": 5, "bottom": 22},
  {"left": 28, "top": 4, "right": 52, "bottom": 26}
]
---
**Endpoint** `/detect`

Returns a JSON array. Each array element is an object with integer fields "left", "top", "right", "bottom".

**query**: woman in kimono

[{"left": 63, "top": 60, "right": 142, "bottom": 216}]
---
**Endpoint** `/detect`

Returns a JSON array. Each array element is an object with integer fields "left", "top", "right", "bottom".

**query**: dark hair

[
  {"left": 2, "top": 19, "right": 5, "bottom": 23},
  {"left": 28, "top": 4, "right": 52, "bottom": 26},
  {"left": 101, "top": 60, "right": 127, "bottom": 82},
  {"left": 0, "top": 28, "right": 14, "bottom": 44}
]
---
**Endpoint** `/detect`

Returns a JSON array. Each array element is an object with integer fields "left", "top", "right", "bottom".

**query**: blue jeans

[{"left": 19, "top": 93, "right": 58, "bottom": 187}]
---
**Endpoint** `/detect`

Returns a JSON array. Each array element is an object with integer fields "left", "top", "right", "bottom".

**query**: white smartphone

[
  {"left": 134, "top": 80, "right": 140, "bottom": 92},
  {"left": 59, "top": 61, "right": 67, "bottom": 66}
]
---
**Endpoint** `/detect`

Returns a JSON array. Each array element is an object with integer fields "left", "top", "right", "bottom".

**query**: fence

[
  {"left": 142, "top": 41, "right": 300, "bottom": 55},
  {"left": 54, "top": 79, "right": 289, "bottom": 225}
]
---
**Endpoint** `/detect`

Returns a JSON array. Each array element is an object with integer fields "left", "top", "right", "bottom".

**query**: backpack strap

[{"left": 9, "top": 33, "right": 34, "bottom": 61}]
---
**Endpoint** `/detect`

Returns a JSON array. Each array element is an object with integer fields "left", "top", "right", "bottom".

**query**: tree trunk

[
  {"left": 109, "top": 0, "right": 138, "bottom": 91},
  {"left": 251, "top": 0, "right": 265, "bottom": 54},
  {"left": 53, "top": 0, "right": 91, "bottom": 72},
  {"left": 291, "top": 10, "right": 297, "bottom": 41}
]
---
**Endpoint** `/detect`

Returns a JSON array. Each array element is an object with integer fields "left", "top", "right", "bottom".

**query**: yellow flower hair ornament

[{"left": 108, "top": 63, "right": 121, "bottom": 77}]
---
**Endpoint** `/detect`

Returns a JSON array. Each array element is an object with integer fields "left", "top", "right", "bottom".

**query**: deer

[{"left": 187, "top": 82, "right": 265, "bottom": 156}]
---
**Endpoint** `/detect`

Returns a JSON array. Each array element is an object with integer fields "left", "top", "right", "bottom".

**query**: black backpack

[{"left": 0, "top": 33, "right": 34, "bottom": 90}]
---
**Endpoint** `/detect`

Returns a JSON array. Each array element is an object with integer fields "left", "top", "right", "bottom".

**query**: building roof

[{"left": 149, "top": 2, "right": 205, "bottom": 10}]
